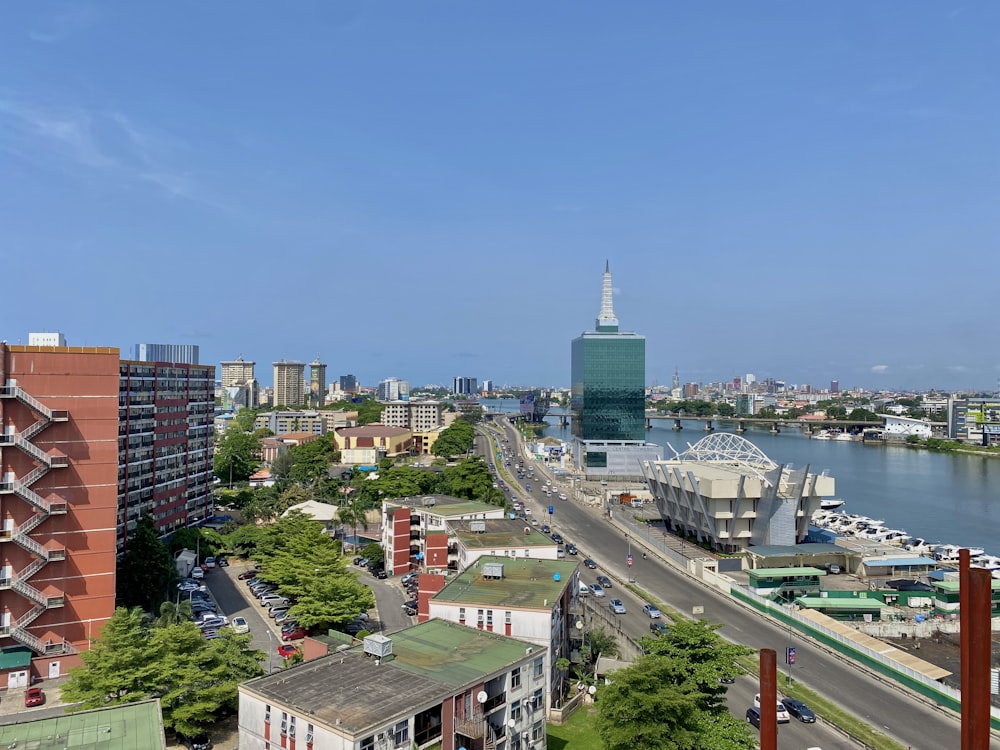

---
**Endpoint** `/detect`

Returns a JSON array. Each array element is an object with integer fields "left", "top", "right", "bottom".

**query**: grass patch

[{"left": 547, "top": 706, "right": 602, "bottom": 750}]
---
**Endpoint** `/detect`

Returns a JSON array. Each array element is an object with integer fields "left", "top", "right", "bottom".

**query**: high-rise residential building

[
  {"left": 220, "top": 356, "right": 259, "bottom": 409},
  {"left": 831, "top": 380, "right": 840, "bottom": 394},
  {"left": 0, "top": 342, "right": 120, "bottom": 674},
  {"left": 481, "top": 379, "right": 493, "bottom": 394},
  {"left": 452, "top": 376, "right": 478, "bottom": 396},
  {"left": 377, "top": 377, "right": 409, "bottom": 402},
  {"left": 133, "top": 343, "right": 200, "bottom": 365},
  {"left": 309, "top": 357, "right": 327, "bottom": 408},
  {"left": 118, "top": 359, "right": 215, "bottom": 547},
  {"left": 273, "top": 360, "right": 306, "bottom": 407},
  {"left": 382, "top": 401, "right": 443, "bottom": 431},
  {"left": 339, "top": 374, "right": 358, "bottom": 394},
  {"left": 570, "top": 262, "right": 661, "bottom": 477}
]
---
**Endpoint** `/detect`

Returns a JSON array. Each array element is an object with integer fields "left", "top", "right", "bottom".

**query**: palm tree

[
  {"left": 336, "top": 495, "right": 370, "bottom": 551},
  {"left": 155, "top": 599, "right": 193, "bottom": 627}
]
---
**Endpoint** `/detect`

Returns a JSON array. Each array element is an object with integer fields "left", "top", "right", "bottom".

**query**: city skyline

[{"left": 4, "top": 4, "right": 999, "bottom": 392}]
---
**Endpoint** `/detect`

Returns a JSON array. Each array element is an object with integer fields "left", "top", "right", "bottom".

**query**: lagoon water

[{"left": 483, "top": 399, "right": 1000, "bottom": 556}]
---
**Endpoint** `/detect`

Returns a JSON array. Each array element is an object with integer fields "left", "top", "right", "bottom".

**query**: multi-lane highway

[{"left": 481, "top": 419, "right": 999, "bottom": 750}]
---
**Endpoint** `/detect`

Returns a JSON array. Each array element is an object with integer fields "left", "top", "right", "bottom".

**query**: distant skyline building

[
  {"left": 273, "top": 360, "right": 306, "bottom": 406},
  {"left": 481, "top": 378, "right": 494, "bottom": 394},
  {"left": 452, "top": 376, "right": 478, "bottom": 396},
  {"left": 377, "top": 377, "right": 409, "bottom": 402},
  {"left": 220, "top": 356, "right": 259, "bottom": 409},
  {"left": 571, "top": 262, "right": 661, "bottom": 477},
  {"left": 339, "top": 374, "right": 358, "bottom": 394},
  {"left": 831, "top": 379, "right": 840, "bottom": 394},
  {"left": 133, "top": 343, "right": 200, "bottom": 365},
  {"left": 309, "top": 357, "right": 327, "bottom": 408}
]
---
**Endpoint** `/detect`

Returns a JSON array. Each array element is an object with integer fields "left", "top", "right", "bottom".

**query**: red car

[
  {"left": 237, "top": 570, "right": 260, "bottom": 580},
  {"left": 24, "top": 687, "right": 45, "bottom": 707},
  {"left": 281, "top": 627, "right": 307, "bottom": 641},
  {"left": 277, "top": 644, "right": 299, "bottom": 659}
]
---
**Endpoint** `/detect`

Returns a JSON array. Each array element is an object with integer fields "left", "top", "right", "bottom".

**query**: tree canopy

[
  {"left": 595, "top": 619, "right": 754, "bottom": 750},
  {"left": 213, "top": 425, "right": 262, "bottom": 485},
  {"left": 432, "top": 418, "right": 476, "bottom": 457},
  {"left": 117, "top": 515, "right": 176, "bottom": 613},
  {"left": 61, "top": 606, "right": 263, "bottom": 735}
]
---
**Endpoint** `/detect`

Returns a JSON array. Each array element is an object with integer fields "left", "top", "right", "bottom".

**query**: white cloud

[{"left": 871, "top": 365, "right": 890, "bottom": 374}]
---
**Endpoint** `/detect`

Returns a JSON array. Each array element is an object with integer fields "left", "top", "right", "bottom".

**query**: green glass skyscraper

[{"left": 571, "top": 261, "right": 647, "bottom": 443}]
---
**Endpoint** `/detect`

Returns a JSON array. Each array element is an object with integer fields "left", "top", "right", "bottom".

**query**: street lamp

[{"left": 266, "top": 629, "right": 275, "bottom": 673}]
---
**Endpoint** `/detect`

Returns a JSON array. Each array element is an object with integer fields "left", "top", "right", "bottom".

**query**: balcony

[{"left": 482, "top": 692, "right": 507, "bottom": 713}]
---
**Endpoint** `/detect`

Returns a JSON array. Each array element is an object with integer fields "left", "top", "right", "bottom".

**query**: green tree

[
  {"left": 432, "top": 419, "right": 475, "bottom": 458},
  {"left": 826, "top": 405, "right": 848, "bottom": 419},
  {"left": 584, "top": 625, "right": 620, "bottom": 660},
  {"left": 270, "top": 449, "right": 294, "bottom": 481},
  {"left": 847, "top": 408, "right": 880, "bottom": 422},
  {"left": 117, "top": 515, "right": 176, "bottom": 612},
  {"left": 155, "top": 599, "right": 193, "bottom": 627},
  {"left": 355, "top": 398, "right": 385, "bottom": 425},
  {"left": 214, "top": 427, "right": 262, "bottom": 485},
  {"left": 440, "top": 456, "right": 504, "bottom": 504}
]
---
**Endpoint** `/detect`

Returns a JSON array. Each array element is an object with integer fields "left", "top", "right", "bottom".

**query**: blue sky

[{"left": 3, "top": 2, "right": 998, "bottom": 393}]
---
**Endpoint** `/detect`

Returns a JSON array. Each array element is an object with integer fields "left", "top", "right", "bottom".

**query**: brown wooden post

[
  {"left": 759, "top": 648, "right": 778, "bottom": 750},
  {"left": 961, "top": 548, "right": 971, "bottom": 750},
  {"left": 968, "top": 567, "right": 992, "bottom": 749}
]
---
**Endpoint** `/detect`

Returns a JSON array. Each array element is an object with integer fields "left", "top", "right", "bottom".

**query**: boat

[
  {"left": 834, "top": 432, "right": 856, "bottom": 442},
  {"left": 820, "top": 498, "right": 846, "bottom": 511},
  {"left": 971, "top": 554, "right": 1000, "bottom": 571},
  {"left": 812, "top": 430, "right": 833, "bottom": 440},
  {"left": 904, "top": 537, "right": 939, "bottom": 555},
  {"left": 933, "top": 544, "right": 986, "bottom": 563}
]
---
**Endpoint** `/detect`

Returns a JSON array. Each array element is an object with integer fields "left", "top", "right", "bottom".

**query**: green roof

[
  {"left": 0, "top": 699, "right": 165, "bottom": 749},
  {"left": 453, "top": 520, "right": 553, "bottom": 548},
  {"left": 933, "top": 580, "right": 1000, "bottom": 592},
  {"left": 749, "top": 567, "right": 827, "bottom": 578},
  {"left": 372, "top": 619, "right": 540, "bottom": 687},
  {"left": 0, "top": 645, "right": 33, "bottom": 670},
  {"left": 432, "top": 555, "right": 578, "bottom": 609},
  {"left": 424, "top": 501, "right": 501, "bottom": 517},
  {"left": 795, "top": 597, "right": 886, "bottom": 610}
]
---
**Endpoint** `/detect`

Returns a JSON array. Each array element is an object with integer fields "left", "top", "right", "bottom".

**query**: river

[{"left": 481, "top": 398, "right": 1000, "bottom": 557}]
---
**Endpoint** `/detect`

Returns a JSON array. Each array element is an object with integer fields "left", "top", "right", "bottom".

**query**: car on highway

[
  {"left": 781, "top": 698, "right": 817, "bottom": 723},
  {"left": 551, "top": 533, "right": 563, "bottom": 544},
  {"left": 558, "top": 494, "right": 567, "bottom": 501},
  {"left": 583, "top": 558, "right": 597, "bottom": 569},
  {"left": 541, "top": 525, "right": 551, "bottom": 534},
  {"left": 596, "top": 575, "right": 612, "bottom": 588},
  {"left": 753, "top": 694, "right": 791, "bottom": 723},
  {"left": 231, "top": 616, "right": 249, "bottom": 634},
  {"left": 642, "top": 604, "right": 661, "bottom": 619},
  {"left": 609, "top": 598, "right": 626, "bottom": 615},
  {"left": 745, "top": 706, "right": 761, "bottom": 729},
  {"left": 566, "top": 543, "right": 578, "bottom": 555},
  {"left": 24, "top": 687, "right": 45, "bottom": 707},
  {"left": 649, "top": 621, "right": 670, "bottom": 636},
  {"left": 588, "top": 583, "right": 605, "bottom": 598}
]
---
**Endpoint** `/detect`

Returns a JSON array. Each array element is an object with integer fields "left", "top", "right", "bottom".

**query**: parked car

[
  {"left": 176, "top": 731, "right": 213, "bottom": 750},
  {"left": 583, "top": 558, "right": 597, "bottom": 569},
  {"left": 198, "top": 616, "right": 228, "bottom": 630},
  {"left": 609, "top": 599, "right": 626, "bottom": 615},
  {"left": 238, "top": 570, "right": 260, "bottom": 580},
  {"left": 231, "top": 616, "right": 249, "bottom": 635},
  {"left": 274, "top": 610, "right": 293, "bottom": 624},
  {"left": 281, "top": 621, "right": 301, "bottom": 634},
  {"left": 745, "top": 707, "right": 761, "bottom": 729},
  {"left": 216, "top": 556, "right": 229, "bottom": 567},
  {"left": 177, "top": 580, "right": 202, "bottom": 592},
  {"left": 277, "top": 644, "right": 299, "bottom": 659},
  {"left": 596, "top": 575, "right": 612, "bottom": 589},
  {"left": 281, "top": 627, "right": 307, "bottom": 641},
  {"left": 373, "top": 569, "right": 388, "bottom": 579},
  {"left": 24, "top": 687, "right": 45, "bottom": 707},
  {"left": 642, "top": 604, "right": 661, "bottom": 619},
  {"left": 260, "top": 594, "right": 290, "bottom": 608},
  {"left": 203, "top": 556, "right": 216, "bottom": 568},
  {"left": 190, "top": 567, "right": 204, "bottom": 580},
  {"left": 269, "top": 607, "right": 290, "bottom": 620},
  {"left": 781, "top": 698, "right": 817, "bottom": 723},
  {"left": 400, "top": 572, "right": 417, "bottom": 585}
]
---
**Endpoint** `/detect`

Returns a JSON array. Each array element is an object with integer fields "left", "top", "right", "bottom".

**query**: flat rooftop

[
  {"left": 242, "top": 619, "right": 538, "bottom": 736},
  {"left": 388, "top": 495, "right": 502, "bottom": 517},
  {"left": 432, "top": 555, "right": 578, "bottom": 609},
  {"left": 451, "top": 519, "right": 555, "bottom": 548},
  {"left": 0, "top": 699, "right": 165, "bottom": 749}
]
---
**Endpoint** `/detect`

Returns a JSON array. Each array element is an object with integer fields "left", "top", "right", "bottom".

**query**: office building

[
  {"left": 382, "top": 400, "right": 443, "bottom": 431},
  {"left": 339, "top": 374, "right": 358, "bottom": 394},
  {"left": 0, "top": 342, "right": 120, "bottom": 676},
  {"left": 220, "top": 356, "right": 259, "bottom": 409},
  {"left": 481, "top": 379, "right": 493, "bottom": 395},
  {"left": 118, "top": 359, "right": 215, "bottom": 546},
  {"left": 273, "top": 360, "right": 306, "bottom": 407},
  {"left": 948, "top": 397, "right": 1000, "bottom": 446},
  {"left": 570, "top": 262, "right": 661, "bottom": 477},
  {"left": 253, "top": 410, "right": 326, "bottom": 436},
  {"left": 831, "top": 380, "right": 840, "bottom": 394},
  {"left": 309, "top": 357, "right": 326, "bottom": 408},
  {"left": 453, "top": 376, "right": 478, "bottom": 396},
  {"left": 133, "top": 343, "right": 200, "bottom": 365},
  {"left": 377, "top": 377, "right": 409, "bottom": 402}
]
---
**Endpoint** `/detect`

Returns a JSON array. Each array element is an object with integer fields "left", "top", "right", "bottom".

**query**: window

[
  {"left": 459, "top": 607, "right": 466, "bottom": 623},
  {"left": 264, "top": 705, "right": 271, "bottom": 724},
  {"left": 531, "top": 720, "right": 543, "bottom": 741},
  {"left": 288, "top": 717, "right": 296, "bottom": 738},
  {"left": 360, "top": 737, "right": 375, "bottom": 750},
  {"left": 505, "top": 611, "right": 512, "bottom": 625},
  {"left": 523, "top": 549, "right": 530, "bottom": 557},
  {"left": 511, "top": 666, "right": 522, "bottom": 689},
  {"left": 511, "top": 699, "right": 522, "bottom": 721},
  {"left": 393, "top": 720, "right": 409, "bottom": 746},
  {"left": 532, "top": 656, "right": 544, "bottom": 678},
  {"left": 306, "top": 724, "right": 314, "bottom": 742},
  {"left": 477, "top": 609, "right": 484, "bottom": 623},
  {"left": 531, "top": 688, "right": 543, "bottom": 711},
  {"left": 486, "top": 610, "right": 493, "bottom": 627}
]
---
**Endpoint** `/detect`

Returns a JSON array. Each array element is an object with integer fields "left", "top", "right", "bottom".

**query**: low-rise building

[
  {"left": 382, "top": 400, "right": 443, "bottom": 431},
  {"left": 238, "top": 620, "right": 548, "bottom": 750},
  {"left": 450, "top": 519, "right": 560, "bottom": 569},
  {"left": 337, "top": 425, "right": 413, "bottom": 464},
  {"left": 254, "top": 410, "right": 326, "bottom": 436},
  {"left": 427, "top": 556, "right": 581, "bottom": 715},
  {"left": 382, "top": 495, "right": 506, "bottom": 576},
  {"left": 0, "top": 699, "right": 166, "bottom": 749}
]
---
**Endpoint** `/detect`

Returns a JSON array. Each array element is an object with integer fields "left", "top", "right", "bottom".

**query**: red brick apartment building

[
  {"left": 0, "top": 344, "right": 215, "bottom": 686},
  {"left": 0, "top": 344, "right": 120, "bottom": 683}
]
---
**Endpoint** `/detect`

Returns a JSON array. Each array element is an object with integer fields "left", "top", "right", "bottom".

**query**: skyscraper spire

[{"left": 596, "top": 260, "right": 619, "bottom": 332}]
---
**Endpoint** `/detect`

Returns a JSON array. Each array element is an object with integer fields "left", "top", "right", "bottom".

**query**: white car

[
  {"left": 753, "top": 694, "right": 791, "bottom": 724},
  {"left": 230, "top": 616, "right": 249, "bottom": 634}
]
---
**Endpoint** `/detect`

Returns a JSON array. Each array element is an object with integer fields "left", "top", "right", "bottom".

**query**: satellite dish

[
  {"left": 508, "top": 718, "right": 516, "bottom": 729},
  {"left": 477, "top": 690, "right": 488, "bottom": 704},
  {"left": 588, "top": 685, "right": 597, "bottom": 695}
]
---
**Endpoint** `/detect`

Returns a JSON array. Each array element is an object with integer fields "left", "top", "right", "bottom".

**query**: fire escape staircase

[{"left": 0, "top": 382, "right": 73, "bottom": 655}]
